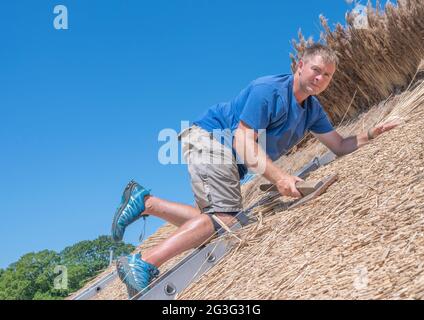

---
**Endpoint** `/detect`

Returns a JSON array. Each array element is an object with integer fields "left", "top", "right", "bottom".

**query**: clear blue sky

[{"left": 0, "top": 0, "right": 382, "bottom": 269}]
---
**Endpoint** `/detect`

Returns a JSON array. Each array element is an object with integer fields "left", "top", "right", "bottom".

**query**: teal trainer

[
  {"left": 111, "top": 180, "right": 150, "bottom": 242},
  {"left": 117, "top": 253, "right": 160, "bottom": 299}
]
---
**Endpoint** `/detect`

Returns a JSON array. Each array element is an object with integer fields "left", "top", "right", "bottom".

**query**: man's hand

[
  {"left": 369, "top": 120, "right": 401, "bottom": 139},
  {"left": 275, "top": 175, "right": 304, "bottom": 198}
]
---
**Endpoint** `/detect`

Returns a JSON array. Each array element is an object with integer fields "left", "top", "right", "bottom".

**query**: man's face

[{"left": 297, "top": 55, "right": 336, "bottom": 96}]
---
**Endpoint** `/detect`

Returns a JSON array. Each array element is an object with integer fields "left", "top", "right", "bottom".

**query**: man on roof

[{"left": 111, "top": 43, "right": 399, "bottom": 298}]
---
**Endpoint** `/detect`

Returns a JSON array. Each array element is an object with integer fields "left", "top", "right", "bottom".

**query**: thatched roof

[
  {"left": 69, "top": 1, "right": 424, "bottom": 300},
  {"left": 178, "top": 80, "right": 424, "bottom": 300}
]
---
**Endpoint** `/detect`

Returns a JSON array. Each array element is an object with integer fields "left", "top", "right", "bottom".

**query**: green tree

[
  {"left": 0, "top": 235, "right": 135, "bottom": 300},
  {"left": 0, "top": 250, "right": 61, "bottom": 300}
]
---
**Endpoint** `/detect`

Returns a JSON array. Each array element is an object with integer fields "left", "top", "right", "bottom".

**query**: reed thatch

[
  {"left": 291, "top": 0, "right": 424, "bottom": 124},
  {"left": 69, "top": 1, "right": 424, "bottom": 300}
]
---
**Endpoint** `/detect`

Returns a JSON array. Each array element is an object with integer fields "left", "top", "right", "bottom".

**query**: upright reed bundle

[{"left": 291, "top": 0, "right": 424, "bottom": 124}]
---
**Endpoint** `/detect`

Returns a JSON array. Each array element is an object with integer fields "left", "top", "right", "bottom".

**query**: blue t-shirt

[{"left": 193, "top": 74, "right": 334, "bottom": 179}]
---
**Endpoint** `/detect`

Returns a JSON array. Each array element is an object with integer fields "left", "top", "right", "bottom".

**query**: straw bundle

[{"left": 291, "top": 0, "right": 424, "bottom": 124}]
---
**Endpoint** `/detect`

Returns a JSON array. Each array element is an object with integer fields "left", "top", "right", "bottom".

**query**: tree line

[{"left": 0, "top": 236, "right": 134, "bottom": 300}]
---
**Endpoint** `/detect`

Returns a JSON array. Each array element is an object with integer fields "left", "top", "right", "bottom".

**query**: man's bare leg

[
  {"left": 142, "top": 213, "right": 236, "bottom": 267},
  {"left": 144, "top": 195, "right": 201, "bottom": 227}
]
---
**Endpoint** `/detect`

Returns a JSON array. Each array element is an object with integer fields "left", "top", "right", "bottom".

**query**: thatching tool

[
  {"left": 259, "top": 174, "right": 338, "bottom": 206},
  {"left": 289, "top": 174, "right": 338, "bottom": 209},
  {"left": 259, "top": 179, "right": 324, "bottom": 196}
]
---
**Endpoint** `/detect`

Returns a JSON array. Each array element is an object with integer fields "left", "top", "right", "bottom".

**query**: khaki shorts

[{"left": 178, "top": 125, "right": 243, "bottom": 221}]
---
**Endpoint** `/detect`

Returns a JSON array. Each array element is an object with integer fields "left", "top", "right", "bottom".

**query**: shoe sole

[
  {"left": 111, "top": 181, "right": 138, "bottom": 242},
  {"left": 117, "top": 257, "right": 139, "bottom": 299}
]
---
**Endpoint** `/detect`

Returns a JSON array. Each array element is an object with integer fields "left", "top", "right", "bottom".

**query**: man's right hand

[{"left": 275, "top": 175, "right": 304, "bottom": 198}]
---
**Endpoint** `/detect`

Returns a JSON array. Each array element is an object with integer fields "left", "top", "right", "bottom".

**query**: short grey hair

[{"left": 302, "top": 43, "right": 339, "bottom": 67}]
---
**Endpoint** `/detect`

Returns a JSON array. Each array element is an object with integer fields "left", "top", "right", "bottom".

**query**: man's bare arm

[
  {"left": 233, "top": 121, "right": 303, "bottom": 197},
  {"left": 312, "top": 120, "right": 400, "bottom": 156},
  {"left": 311, "top": 130, "right": 363, "bottom": 156}
]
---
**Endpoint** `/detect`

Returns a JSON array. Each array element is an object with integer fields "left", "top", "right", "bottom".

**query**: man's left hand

[{"left": 370, "top": 120, "right": 401, "bottom": 139}]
